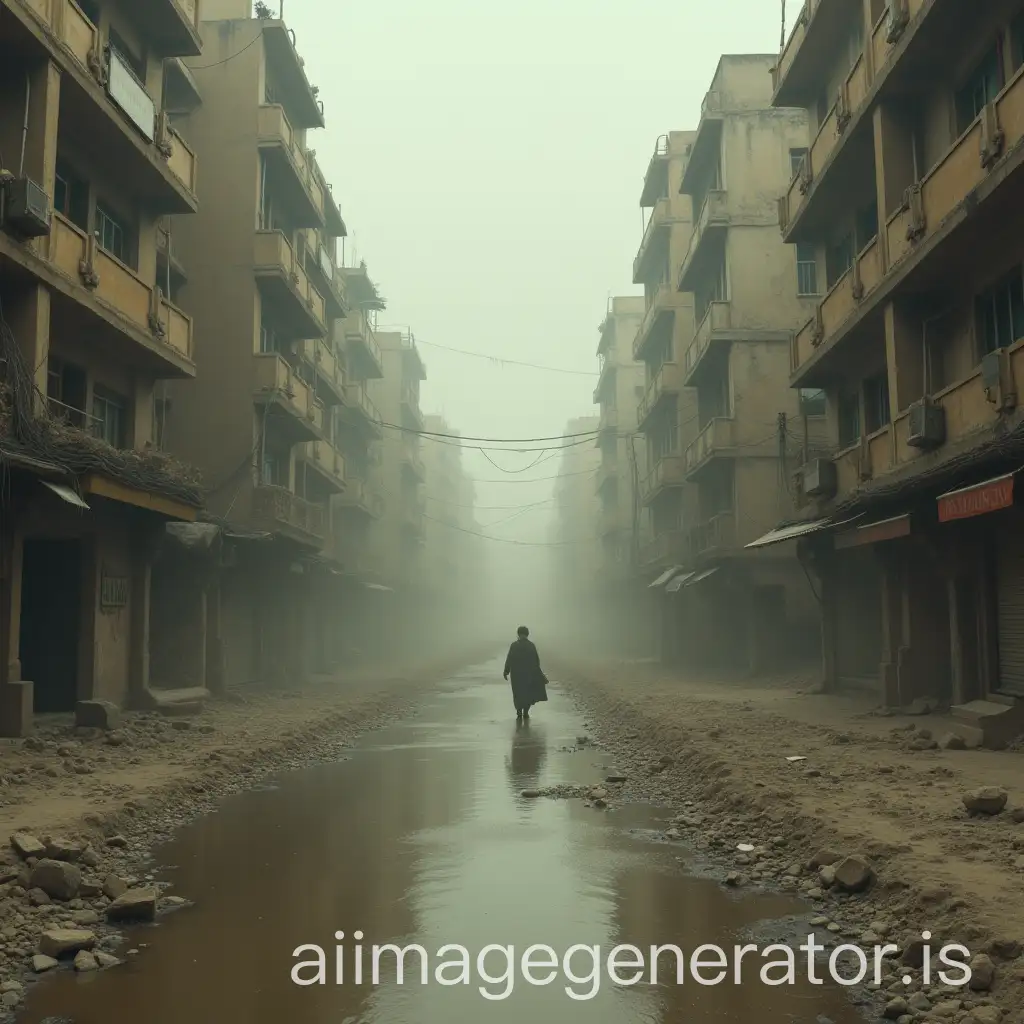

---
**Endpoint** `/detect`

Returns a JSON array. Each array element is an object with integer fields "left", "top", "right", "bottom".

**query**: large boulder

[
  {"left": 106, "top": 887, "right": 158, "bottom": 923},
  {"left": 29, "top": 859, "right": 82, "bottom": 901},
  {"left": 75, "top": 700, "right": 121, "bottom": 731},
  {"left": 963, "top": 787, "right": 1008, "bottom": 816},
  {"left": 38, "top": 929, "right": 96, "bottom": 959},
  {"left": 832, "top": 855, "right": 875, "bottom": 893},
  {"left": 10, "top": 832, "right": 45, "bottom": 860}
]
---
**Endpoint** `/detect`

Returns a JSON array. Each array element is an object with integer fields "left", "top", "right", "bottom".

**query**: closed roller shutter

[
  {"left": 997, "top": 530, "right": 1024, "bottom": 697},
  {"left": 835, "top": 550, "right": 883, "bottom": 681}
]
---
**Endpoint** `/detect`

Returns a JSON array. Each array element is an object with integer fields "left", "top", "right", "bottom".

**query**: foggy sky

[{"left": 282, "top": 0, "right": 795, "bottom": 565}]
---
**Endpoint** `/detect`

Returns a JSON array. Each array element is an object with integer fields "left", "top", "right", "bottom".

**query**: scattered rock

[
  {"left": 38, "top": 928, "right": 96, "bottom": 958},
  {"left": 987, "top": 937, "right": 1021, "bottom": 960},
  {"left": 31, "top": 954, "right": 59, "bottom": 973},
  {"left": 95, "top": 951, "right": 122, "bottom": 968},
  {"left": 29, "top": 859, "right": 82, "bottom": 901},
  {"left": 10, "top": 832, "right": 46, "bottom": 860},
  {"left": 520, "top": 789, "right": 542, "bottom": 799},
  {"left": 605, "top": 773, "right": 627, "bottom": 784},
  {"left": 44, "top": 836, "right": 84, "bottom": 862},
  {"left": 963, "top": 788, "right": 1009, "bottom": 816},
  {"left": 883, "top": 997, "right": 909, "bottom": 1019},
  {"left": 832, "top": 855, "right": 874, "bottom": 893},
  {"left": 939, "top": 733, "right": 966, "bottom": 750},
  {"left": 75, "top": 700, "right": 121, "bottom": 731},
  {"left": 967, "top": 1006, "right": 1004, "bottom": 1024},
  {"left": 73, "top": 949, "right": 99, "bottom": 972},
  {"left": 105, "top": 835, "right": 129, "bottom": 849},
  {"left": 968, "top": 953, "right": 996, "bottom": 991},
  {"left": 724, "top": 872, "right": 746, "bottom": 887}
]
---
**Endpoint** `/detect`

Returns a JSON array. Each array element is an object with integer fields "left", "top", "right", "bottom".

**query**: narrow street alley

[{"left": 18, "top": 656, "right": 863, "bottom": 1023}]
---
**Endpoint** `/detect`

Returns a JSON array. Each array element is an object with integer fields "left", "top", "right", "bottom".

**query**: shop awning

[
  {"left": 745, "top": 516, "right": 856, "bottom": 548},
  {"left": 665, "top": 572, "right": 694, "bottom": 593},
  {"left": 685, "top": 567, "right": 719, "bottom": 586},
  {"left": 937, "top": 470, "right": 1018, "bottom": 523},
  {"left": 41, "top": 480, "right": 90, "bottom": 509},
  {"left": 834, "top": 513, "right": 911, "bottom": 549},
  {"left": 648, "top": 565, "right": 683, "bottom": 588},
  {"left": 364, "top": 582, "right": 393, "bottom": 592}
]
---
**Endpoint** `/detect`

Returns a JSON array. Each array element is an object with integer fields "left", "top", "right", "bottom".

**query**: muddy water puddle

[{"left": 20, "top": 659, "right": 865, "bottom": 1023}]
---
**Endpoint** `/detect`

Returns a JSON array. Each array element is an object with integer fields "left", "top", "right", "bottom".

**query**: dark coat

[{"left": 504, "top": 638, "right": 548, "bottom": 707}]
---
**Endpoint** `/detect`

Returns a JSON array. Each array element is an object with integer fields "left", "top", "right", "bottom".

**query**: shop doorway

[{"left": 19, "top": 538, "right": 82, "bottom": 713}]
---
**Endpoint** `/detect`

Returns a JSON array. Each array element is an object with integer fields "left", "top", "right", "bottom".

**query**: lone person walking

[{"left": 503, "top": 626, "right": 548, "bottom": 720}]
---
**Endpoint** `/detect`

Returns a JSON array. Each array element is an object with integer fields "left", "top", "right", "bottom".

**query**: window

[
  {"left": 1014, "top": 13, "right": 1024, "bottom": 73},
  {"left": 976, "top": 267, "right": 1024, "bottom": 357},
  {"left": 789, "top": 147, "right": 808, "bottom": 179},
  {"left": 864, "top": 372, "right": 890, "bottom": 433},
  {"left": 95, "top": 203, "right": 127, "bottom": 264},
  {"left": 796, "top": 243, "right": 818, "bottom": 296},
  {"left": 855, "top": 200, "right": 878, "bottom": 251},
  {"left": 153, "top": 397, "right": 169, "bottom": 449},
  {"left": 799, "top": 388, "right": 826, "bottom": 417},
  {"left": 91, "top": 386, "right": 127, "bottom": 448},
  {"left": 838, "top": 392, "right": 860, "bottom": 448},
  {"left": 77, "top": 0, "right": 99, "bottom": 23},
  {"left": 46, "top": 357, "right": 87, "bottom": 425},
  {"left": 54, "top": 159, "right": 90, "bottom": 230},
  {"left": 261, "top": 452, "right": 286, "bottom": 487},
  {"left": 955, "top": 47, "right": 1001, "bottom": 135},
  {"left": 826, "top": 234, "right": 854, "bottom": 289}
]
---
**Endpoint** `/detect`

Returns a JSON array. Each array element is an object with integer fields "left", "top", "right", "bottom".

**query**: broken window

[{"left": 976, "top": 266, "right": 1024, "bottom": 357}]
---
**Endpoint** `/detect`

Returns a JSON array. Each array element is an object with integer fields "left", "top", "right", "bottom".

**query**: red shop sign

[{"left": 937, "top": 473, "right": 1015, "bottom": 523}]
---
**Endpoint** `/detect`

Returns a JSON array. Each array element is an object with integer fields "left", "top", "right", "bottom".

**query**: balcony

[
  {"left": 597, "top": 405, "right": 619, "bottom": 442},
  {"left": 258, "top": 105, "right": 326, "bottom": 228},
  {"left": 685, "top": 417, "right": 736, "bottom": 478},
  {"left": 779, "top": 53, "right": 869, "bottom": 239},
  {"left": 46, "top": 213, "right": 194, "bottom": 374},
  {"left": 300, "top": 233, "right": 345, "bottom": 321},
  {"left": 337, "top": 479, "right": 383, "bottom": 518},
  {"left": 677, "top": 190, "right": 729, "bottom": 292},
  {"left": 253, "top": 230, "right": 327, "bottom": 339},
  {"left": 632, "top": 197, "right": 673, "bottom": 284},
  {"left": 342, "top": 383, "right": 383, "bottom": 438},
  {"left": 639, "top": 134, "right": 670, "bottom": 207},
  {"left": 632, "top": 283, "right": 690, "bottom": 361},
  {"left": 833, "top": 427, "right": 894, "bottom": 497},
  {"left": 401, "top": 382, "right": 424, "bottom": 429},
  {"left": 343, "top": 311, "right": 385, "bottom": 380},
  {"left": 301, "top": 339, "right": 345, "bottom": 404},
  {"left": 640, "top": 528, "right": 688, "bottom": 568},
  {"left": 401, "top": 443, "right": 426, "bottom": 482},
  {"left": 690, "top": 511, "right": 736, "bottom": 559},
  {"left": 641, "top": 455, "right": 686, "bottom": 506},
  {"left": 596, "top": 460, "right": 619, "bottom": 496},
  {"left": 684, "top": 302, "right": 732, "bottom": 386},
  {"left": 252, "top": 352, "right": 322, "bottom": 442},
  {"left": 251, "top": 484, "right": 326, "bottom": 548},
  {"left": 791, "top": 238, "right": 883, "bottom": 384},
  {"left": 298, "top": 439, "right": 346, "bottom": 492},
  {"left": 636, "top": 361, "right": 683, "bottom": 431},
  {"left": 592, "top": 358, "right": 617, "bottom": 404}
]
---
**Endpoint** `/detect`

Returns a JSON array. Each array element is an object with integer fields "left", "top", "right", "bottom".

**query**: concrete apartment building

[
  {"left": 157, "top": 2, "right": 356, "bottom": 688},
  {"left": 593, "top": 296, "right": 650, "bottom": 653},
  {"left": 632, "top": 131, "right": 699, "bottom": 593},
  {"left": 668, "top": 54, "right": 821, "bottom": 672},
  {"left": 0, "top": 0, "right": 207, "bottom": 734},
  {"left": 768, "top": 0, "right": 1024, "bottom": 744}
]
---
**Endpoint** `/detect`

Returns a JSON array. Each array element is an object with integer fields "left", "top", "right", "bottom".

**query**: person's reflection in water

[{"left": 506, "top": 718, "right": 547, "bottom": 794}]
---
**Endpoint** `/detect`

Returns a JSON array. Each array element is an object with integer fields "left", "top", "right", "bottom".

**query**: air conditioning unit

[
  {"left": 907, "top": 399, "right": 945, "bottom": 450},
  {"left": 802, "top": 458, "right": 837, "bottom": 499},
  {"left": 3, "top": 177, "right": 51, "bottom": 238}
]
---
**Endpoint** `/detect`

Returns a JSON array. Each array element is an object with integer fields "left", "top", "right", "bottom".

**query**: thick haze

[{"left": 279, "top": 0, "right": 797, "bottom": 625}]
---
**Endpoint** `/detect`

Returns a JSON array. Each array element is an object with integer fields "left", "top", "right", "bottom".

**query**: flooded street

[{"left": 20, "top": 658, "right": 865, "bottom": 1024}]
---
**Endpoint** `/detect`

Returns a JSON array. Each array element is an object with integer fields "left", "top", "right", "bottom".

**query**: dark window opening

[
  {"left": 1014, "top": 13, "right": 1024, "bottom": 72},
  {"left": 799, "top": 388, "right": 826, "bottom": 417},
  {"left": 826, "top": 234, "right": 854, "bottom": 289},
  {"left": 976, "top": 266, "right": 1024, "bottom": 357},
  {"left": 77, "top": 0, "right": 99, "bottom": 24},
  {"left": 53, "top": 159, "right": 89, "bottom": 231},
  {"left": 108, "top": 27, "right": 146, "bottom": 83},
  {"left": 95, "top": 202, "right": 130, "bottom": 266},
  {"left": 864, "top": 372, "right": 890, "bottom": 433},
  {"left": 46, "top": 357, "right": 88, "bottom": 426},
  {"left": 796, "top": 243, "right": 818, "bottom": 296},
  {"left": 855, "top": 200, "right": 878, "bottom": 251},
  {"left": 789, "top": 147, "right": 808, "bottom": 179},
  {"left": 91, "top": 385, "right": 128, "bottom": 448},
  {"left": 955, "top": 46, "right": 1002, "bottom": 136},
  {"left": 838, "top": 391, "right": 861, "bottom": 448}
]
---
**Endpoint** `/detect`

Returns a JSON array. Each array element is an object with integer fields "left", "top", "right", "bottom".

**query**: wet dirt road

[{"left": 20, "top": 658, "right": 866, "bottom": 1023}]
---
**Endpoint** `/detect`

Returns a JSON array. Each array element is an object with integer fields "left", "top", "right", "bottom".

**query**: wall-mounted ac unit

[
  {"left": 802, "top": 458, "right": 837, "bottom": 499},
  {"left": 907, "top": 399, "right": 945, "bottom": 450},
  {"left": 3, "top": 177, "right": 51, "bottom": 238}
]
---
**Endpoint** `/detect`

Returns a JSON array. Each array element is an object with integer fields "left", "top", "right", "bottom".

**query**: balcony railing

[
  {"left": 253, "top": 230, "right": 327, "bottom": 336},
  {"left": 678, "top": 190, "right": 729, "bottom": 290},
  {"left": 684, "top": 301, "right": 732, "bottom": 383},
  {"left": 791, "top": 235, "right": 883, "bottom": 376},
  {"left": 48, "top": 213, "right": 193, "bottom": 365},
  {"left": 690, "top": 511, "right": 736, "bottom": 558},
  {"left": 258, "top": 105, "right": 326, "bottom": 225},
  {"left": 401, "top": 382, "right": 423, "bottom": 425},
  {"left": 632, "top": 283, "right": 687, "bottom": 360},
  {"left": 343, "top": 310, "right": 385, "bottom": 379},
  {"left": 633, "top": 197, "right": 672, "bottom": 282},
  {"left": 636, "top": 361, "right": 683, "bottom": 429},
  {"left": 252, "top": 352, "right": 318, "bottom": 428},
  {"left": 252, "top": 484, "right": 326, "bottom": 543},
  {"left": 337, "top": 479, "right": 383, "bottom": 517},
  {"left": 300, "top": 439, "right": 345, "bottom": 488},
  {"left": 684, "top": 417, "right": 735, "bottom": 476},
  {"left": 641, "top": 454, "right": 685, "bottom": 504},
  {"left": 343, "top": 382, "right": 383, "bottom": 432},
  {"left": 301, "top": 338, "right": 344, "bottom": 399}
]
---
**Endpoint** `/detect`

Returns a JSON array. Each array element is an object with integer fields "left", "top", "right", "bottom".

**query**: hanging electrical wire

[{"left": 409, "top": 338, "right": 598, "bottom": 377}]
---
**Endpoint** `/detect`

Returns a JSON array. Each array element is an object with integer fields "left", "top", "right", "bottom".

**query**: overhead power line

[
  {"left": 386, "top": 423, "right": 601, "bottom": 443},
  {"left": 413, "top": 338, "right": 598, "bottom": 377}
]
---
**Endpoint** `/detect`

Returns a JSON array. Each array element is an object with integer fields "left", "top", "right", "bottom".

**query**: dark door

[{"left": 20, "top": 539, "right": 82, "bottom": 713}]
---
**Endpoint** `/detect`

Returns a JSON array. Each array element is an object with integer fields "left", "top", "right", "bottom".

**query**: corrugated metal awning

[
  {"left": 364, "top": 582, "right": 393, "bottom": 592},
  {"left": 41, "top": 480, "right": 89, "bottom": 509},
  {"left": 648, "top": 565, "right": 682, "bottom": 588},
  {"left": 685, "top": 566, "right": 720, "bottom": 586},
  {"left": 745, "top": 517, "right": 833, "bottom": 549},
  {"left": 665, "top": 572, "right": 694, "bottom": 593}
]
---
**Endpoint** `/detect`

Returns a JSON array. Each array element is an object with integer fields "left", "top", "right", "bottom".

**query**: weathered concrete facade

[{"left": 773, "top": 0, "right": 1024, "bottom": 744}]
